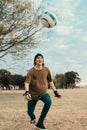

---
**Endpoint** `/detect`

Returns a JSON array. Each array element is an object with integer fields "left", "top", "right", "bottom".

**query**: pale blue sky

[{"left": 0, "top": 0, "right": 87, "bottom": 84}]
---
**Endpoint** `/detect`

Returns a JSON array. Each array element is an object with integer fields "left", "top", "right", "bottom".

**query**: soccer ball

[{"left": 40, "top": 11, "right": 57, "bottom": 28}]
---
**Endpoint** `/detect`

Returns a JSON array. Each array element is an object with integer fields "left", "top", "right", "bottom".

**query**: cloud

[
  {"left": 54, "top": 0, "right": 81, "bottom": 17},
  {"left": 80, "top": 33, "right": 87, "bottom": 43},
  {"left": 73, "top": 29, "right": 87, "bottom": 43},
  {"left": 55, "top": 25, "right": 73, "bottom": 35}
]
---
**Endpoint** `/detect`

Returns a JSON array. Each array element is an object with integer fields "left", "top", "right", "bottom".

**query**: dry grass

[{"left": 0, "top": 88, "right": 87, "bottom": 130}]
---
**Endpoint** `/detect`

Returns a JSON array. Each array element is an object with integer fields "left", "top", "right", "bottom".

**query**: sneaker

[
  {"left": 36, "top": 123, "right": 46, "bottom": 130},
  {"left": 30, "top": 119, "right": 36, "bottom": 124}
]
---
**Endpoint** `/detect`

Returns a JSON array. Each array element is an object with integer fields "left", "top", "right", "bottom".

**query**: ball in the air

[{"left": 40, "top": 11, "right": 57, "bottom": 28}]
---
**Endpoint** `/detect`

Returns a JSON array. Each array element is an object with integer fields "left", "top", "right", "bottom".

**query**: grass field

[{"left": 0, "top": 88, "right": 87, "bottom": 130}]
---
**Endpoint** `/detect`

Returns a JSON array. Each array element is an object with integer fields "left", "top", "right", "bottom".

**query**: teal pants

[{"left": 27, "top": 93, "right": 52, "bottom": 124}]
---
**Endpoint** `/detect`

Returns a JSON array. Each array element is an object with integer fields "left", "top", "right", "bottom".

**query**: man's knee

[{"left": 47, "top": 98, "right": 52, "bottom": 106}]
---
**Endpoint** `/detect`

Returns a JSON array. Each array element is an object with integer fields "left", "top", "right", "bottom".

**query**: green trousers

[{"left": 27, "top": 93, "right": 52, "bottom": 124}]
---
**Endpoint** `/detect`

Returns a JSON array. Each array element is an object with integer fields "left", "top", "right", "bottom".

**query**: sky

[{"left": 0, "top": 0, "right": 87, "bottom": 85}]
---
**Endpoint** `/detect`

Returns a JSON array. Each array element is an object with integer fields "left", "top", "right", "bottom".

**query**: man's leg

[
  {"left": 27, "top": 100, "right": 37, "bottom": 120},
  {"left": 38, "top": 93, "right": 52, "bottom": 124}
]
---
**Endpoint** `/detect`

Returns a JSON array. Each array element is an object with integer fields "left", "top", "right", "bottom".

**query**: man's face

[{"left": 35, "top": 56, "right": 44, "bottom": 66}]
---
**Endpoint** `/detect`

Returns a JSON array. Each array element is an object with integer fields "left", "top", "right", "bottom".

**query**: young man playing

[{"left": 24, "top": 53, "right": 61, "bottom": 130}]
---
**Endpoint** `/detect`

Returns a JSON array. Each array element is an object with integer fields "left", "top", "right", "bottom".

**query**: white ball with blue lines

[{"left": 40, "top": 11, "right": 57, "bottom": 28}]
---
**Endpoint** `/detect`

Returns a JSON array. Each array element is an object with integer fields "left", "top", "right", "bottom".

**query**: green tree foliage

[
  {"left": 53, "top": 71, "right": 81, "bottom": 89},
  {"left": 53, "top": 74, "right": 65, "bottom": 89},
  {"left": 64, "top": 71, "right": 81, "bottom": 88},
  {"left": 0, "top": 69, "right": 26, "bottom": 89},
  {"left": 0, "top": 69, "right": 11, "bottom": 88}
]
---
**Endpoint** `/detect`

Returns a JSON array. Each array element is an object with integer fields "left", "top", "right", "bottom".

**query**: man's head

[{"left": 34, "top": 53, "right": 44, "bottom": 66}]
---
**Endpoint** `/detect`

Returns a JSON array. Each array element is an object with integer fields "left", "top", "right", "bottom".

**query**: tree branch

[{"left": 0, "top": 43, "right": 15, "bottom": 52}]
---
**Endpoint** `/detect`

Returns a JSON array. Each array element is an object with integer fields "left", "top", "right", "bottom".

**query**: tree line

[
  {"left": 0, "top": 69, "right": 26, "bottom": 90},
  {"left": 53, "top": 71, "right": 81, "bottom": 89},
  {"left": 0, "top": 69, "right": 81, "bottom": 90}
]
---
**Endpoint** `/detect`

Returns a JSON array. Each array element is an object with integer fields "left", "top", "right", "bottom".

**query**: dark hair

[{"left": 34, "top": 53, "right": 44, "bottom": 66}]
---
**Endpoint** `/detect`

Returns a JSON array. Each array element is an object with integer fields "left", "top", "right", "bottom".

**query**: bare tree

[{"left": 0, "top": 0, "right": 44, "bottom": 58}]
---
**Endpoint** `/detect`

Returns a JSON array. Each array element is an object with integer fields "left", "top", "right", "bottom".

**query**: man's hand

[
  {"left": 54, "top": 90, "right": 61, "bottom": 98},
  {"left": 23, "top": 91, "right": 31, "bottom": 100}
]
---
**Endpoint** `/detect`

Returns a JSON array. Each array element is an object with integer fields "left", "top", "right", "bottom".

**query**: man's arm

[
  {"left": 23, "top": 82, "right": 31, "bottom": 100},
  {"left": 49, "top": 81, "right": 61, "bottom": 98},
  {"left": 25, "top": 82, "right": 29, "bottom": 91},
  {"left": 49, "top": 81, "right": 57, "bottom": 91}
]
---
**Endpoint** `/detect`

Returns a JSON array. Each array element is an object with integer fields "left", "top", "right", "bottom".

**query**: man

[{"left": 24, "top": 53, "right": 61, "bottom": 130}]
